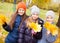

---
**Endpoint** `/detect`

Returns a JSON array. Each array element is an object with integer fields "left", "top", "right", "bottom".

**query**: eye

[
  {"left": 47, "top": 17, "right": 49, "bottom": 19},
  {"left": 51, "top": 17, "right": 53, "bottom": 19}
]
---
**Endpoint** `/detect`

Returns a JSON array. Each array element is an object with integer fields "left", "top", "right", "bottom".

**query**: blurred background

[{"left": 0, "top": 0, "right": 60, "bottom": 43}]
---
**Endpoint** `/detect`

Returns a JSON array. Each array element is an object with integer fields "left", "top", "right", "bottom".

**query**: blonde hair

[{"left": 25, "top": 17, "right": 38, "bottom": 28}]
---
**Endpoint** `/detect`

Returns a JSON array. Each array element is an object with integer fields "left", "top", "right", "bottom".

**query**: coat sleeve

[
  {"left": 18, "top": 22, "right": 26, "bottom": 43},
  {"left": 2, "top": 22, "right": 12, "bottom": 32},
  {"left": 46, "top": 33, "right": 57, "bottom": 43},
  {"left": 33, "top": 18, "right": 44, "bottom": 40},
  {"left": 38, "top": 18, "right": 44, "bottom": 27}
]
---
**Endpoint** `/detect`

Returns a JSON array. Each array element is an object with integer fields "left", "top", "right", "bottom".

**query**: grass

[{"left": 0, "top": 2, "right": 59, "bottom": 43}]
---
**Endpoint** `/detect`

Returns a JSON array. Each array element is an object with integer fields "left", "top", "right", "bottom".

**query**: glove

[{"left": 2, "top": 22, "right": 7, "bottom": 28}]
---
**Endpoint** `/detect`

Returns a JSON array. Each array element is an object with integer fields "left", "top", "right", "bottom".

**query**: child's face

[
  {"left": 46, "top": 15, "right": 54, "bottom": 23},
  {"left": 31, "top": 13, "right": 39, "bottom": 20},
  {"left": 18, "top": 8, "right": 25, "bottom": 15}
]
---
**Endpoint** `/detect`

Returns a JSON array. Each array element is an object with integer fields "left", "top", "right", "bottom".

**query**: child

[
  {"left": 18, "top": 5, "right": 44, "bottom": 43},
  {"left": 2, "top": 2, "right": 27, "bottom": 43},
  {"left": 38, "top": 10, "right": 58, "bottom": 43}
]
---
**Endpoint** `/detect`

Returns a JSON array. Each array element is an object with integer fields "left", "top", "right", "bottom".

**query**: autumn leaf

[
  {"left": 44, "top": 22, "right": 58, "bottom": 36},
  {"left": 29, "top": 22, "right": 42, "bottom": 32}
]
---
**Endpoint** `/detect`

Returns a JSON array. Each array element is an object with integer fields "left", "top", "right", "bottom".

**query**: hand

[
  {"left": 2, "top": 22, "right": 7, "bottom": 28},
  {"left": 31, "top": 30, "right": 36, "bottom": 35},
  {"left": 46, "top": 30, "right": 50, "bottom": 35},
  {"left": 0, "top": 33, "right": 2, "bottom": 37}
]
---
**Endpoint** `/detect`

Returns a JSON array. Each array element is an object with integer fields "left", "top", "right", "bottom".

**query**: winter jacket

[
  {"left": 37, "top": 27, "right": 57, "bottom": 43},
  {"left": 18, "top": 18, "right": 44, "bottom": 43},
  {"left": 3, "top": 14, "right": 22, "bottom": 43}
]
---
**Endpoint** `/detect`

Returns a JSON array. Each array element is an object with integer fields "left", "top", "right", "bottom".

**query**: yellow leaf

[
  {"left": 0, "top": 14, "right": 7, "bottom": 25},
  {"left": 44, "top": 22, "right": 50, "bottom": 30},
  {"left": 29, "top": 22, "right": 42, "bottom": 32},
  {"left": 44, "top": 22, "right": 58, "bottom": 36}
]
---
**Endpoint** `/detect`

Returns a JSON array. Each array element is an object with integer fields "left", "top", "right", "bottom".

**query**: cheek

[
  {"left": 36, "top": 16, "right": 38, "bottom": 18},
  {"left": 32, "top": 15, "right": 35, "bottom": 17},
  {"left": 34, "top": 15, "right": 38, "bottom": 19},
  {"left": 18, "top": 11, "right": 25, "bottom": 15},
  {"left": 50, "top": 19, "right": 53, "bottom": 22},
  {"left": 18, "top": 10, "right": 24, "bottom": 13},
  {"left": 32, "top": 15, "right": 38, "bottom": 19}
]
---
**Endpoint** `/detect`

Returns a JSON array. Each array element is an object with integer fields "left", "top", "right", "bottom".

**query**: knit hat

[
  {"left": 30, "top": 5, "right": 40, "bottom": 15},
  {"left": 16, "top": 2, "right": 26, "bottom": 11},
  {"left": 46, "top": 10, "right": 55, "bottom": 19}
]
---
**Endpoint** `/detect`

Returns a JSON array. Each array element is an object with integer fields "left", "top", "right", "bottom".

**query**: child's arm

[
  {"left": 18, "top": 22, "right": 26, "bottom": 43},
  {"left": 33, "top": 18, "right": 44, "bottom": 40},
  {"left": 38, "top": 18, "right": 44, "bottom": 27},
  {"left": 2, "top": 22, "right": 12, "bottom": 32},
  {"left": 46, "top": 32, "right": 57, "bottom": 43}
]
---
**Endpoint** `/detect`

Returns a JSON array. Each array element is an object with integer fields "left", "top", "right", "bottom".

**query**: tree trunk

[
  {"left": 56, "top": 4, "right": 60, "bottom": 28},
  {"left": 13, "top": 0, "right": 16, "bottom": 12},
  {"left": 14, "top": 0, "right": 16, "bottom": 4},
  {"left": 2, "top": 0, "right": 5, "bottom": 2},
  {"left": 26, "top": 0, "right": 32, "bottom": 8}
]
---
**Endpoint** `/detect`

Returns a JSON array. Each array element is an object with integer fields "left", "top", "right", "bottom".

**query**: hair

[
  {"left": 25, "top": 17, "right": 38, "bottom": 28},
  {"left": 9, "top": 10, "right": 27, "bottom": 30}
]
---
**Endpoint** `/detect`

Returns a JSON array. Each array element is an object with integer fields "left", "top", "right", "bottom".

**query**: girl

[
  {"left": 18, "top": 5, "right": 44, "bottom": 43},
  {"left": 2, "top": 2, "right": 27, "bottom": 43},
  {"left": 38, "top": 10, "right": 58, "bottom": 43}
]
